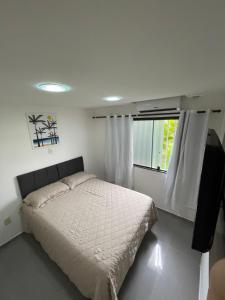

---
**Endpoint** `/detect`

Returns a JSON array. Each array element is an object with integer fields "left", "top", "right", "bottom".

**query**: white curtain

[
  {"left": 105, "top": 115, "right": 133, "bottom": 189},
  {"left": 165, "top": 110, "right": 209, "bottom": 218}
]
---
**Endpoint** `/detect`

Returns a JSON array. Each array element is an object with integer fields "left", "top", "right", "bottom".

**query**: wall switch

[{"left": 4, "top": 217, "right": 12, "bottom": 226}]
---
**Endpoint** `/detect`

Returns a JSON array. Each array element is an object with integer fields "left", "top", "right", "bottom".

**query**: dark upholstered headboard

[{"left": 17, "top": 156, "right": 84, "bottom": 199}]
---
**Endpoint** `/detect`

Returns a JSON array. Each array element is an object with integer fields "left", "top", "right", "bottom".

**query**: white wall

[
  {"left": 134, "top": 167, "right": 165, "bottom": 206},
  {"left": 0, "top": 104, "right": 95, "bottom": 246},
  {"left": 199, "top": 253, "right": 210, "bottom": 300},
  {"left": 89, "top": 92, "right": 225, "bottom": 221}
]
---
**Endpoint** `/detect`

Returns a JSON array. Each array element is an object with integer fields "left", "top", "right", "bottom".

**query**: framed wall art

[{"left": 26, "top": 113, "right": 59, "bottom": 149}]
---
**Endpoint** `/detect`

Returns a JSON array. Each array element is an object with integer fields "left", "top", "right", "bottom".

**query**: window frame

[{"left": 133, "top": 116, "right": 179, "bottom": 173}]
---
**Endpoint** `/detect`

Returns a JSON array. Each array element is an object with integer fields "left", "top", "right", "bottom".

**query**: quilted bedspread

[{"left": 22, "top": 178, "right": 157, "bottom": 300}]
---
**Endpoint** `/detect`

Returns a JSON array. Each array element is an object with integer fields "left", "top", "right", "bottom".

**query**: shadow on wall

[
  {"left": 14, "top": 176, "right": 23, "bottom": 200},
  {"left": 0, "top": 178, "right": 23, "bottom": 246}
]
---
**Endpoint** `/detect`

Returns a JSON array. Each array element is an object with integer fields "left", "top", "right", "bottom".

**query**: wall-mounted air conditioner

[{"left": 135, "top": 96, "right": 181, "bottom": 113}]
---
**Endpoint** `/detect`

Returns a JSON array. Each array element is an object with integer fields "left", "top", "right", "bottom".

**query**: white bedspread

[{"left": 22, "top": 178, "right": 157, "bottom": 300}]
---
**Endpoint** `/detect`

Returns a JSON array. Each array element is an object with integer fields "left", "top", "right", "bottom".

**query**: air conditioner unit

[{"left": 135, "top": 96, "right": 181, "bottom": 113}]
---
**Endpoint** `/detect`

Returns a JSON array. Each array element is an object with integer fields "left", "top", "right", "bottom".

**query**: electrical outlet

[{"left": 4, "top": 217, "right": 12, "bottom": 226}]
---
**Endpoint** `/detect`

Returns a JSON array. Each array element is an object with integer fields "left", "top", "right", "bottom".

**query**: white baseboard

[{"left": 0, "top": 231, "right": 23, "bottom": 248}]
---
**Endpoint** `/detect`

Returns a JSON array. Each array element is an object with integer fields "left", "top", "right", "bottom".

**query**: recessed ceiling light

[
  {"left": 35, "top": 82, "right": 71, "bottom": 93},
  {"left": 103, "top": 96, "right": 123, "bottom": 102}
]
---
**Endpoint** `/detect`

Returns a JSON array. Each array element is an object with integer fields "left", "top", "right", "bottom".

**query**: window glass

[
  {"left": 133, "top": 119, "right": 178, "bottom": 171},
  {"left": 133, "top": 120, "right": 153, "bottom": 168}
]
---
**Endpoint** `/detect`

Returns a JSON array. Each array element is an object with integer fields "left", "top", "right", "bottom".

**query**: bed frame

[{"left": 17, "top": 156, "right": 84, "bottom": 199}]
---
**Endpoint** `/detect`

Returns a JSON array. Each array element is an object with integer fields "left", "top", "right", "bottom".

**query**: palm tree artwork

[
  {"left": 36, "top": 127, "right": 46, "bottom": 146},
  {"left": 28, "top": 114, "right": 44, "bottom": 147},
  {"left": 51, "top": 120, "right": 58, "bottom": 144},
  {"left": 48, "top": 131, "right": 56, "bottom": 145},
  {"left": 42, "top": 120, "right": 58, "bottom": 144},
  {"left": 27, "top": 113, "right": 59, "bottom": 149}
]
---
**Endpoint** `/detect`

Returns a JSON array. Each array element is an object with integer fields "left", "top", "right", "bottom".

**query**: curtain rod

[{"left": 92, "top": 109, "right": 221, "bottom": 119}]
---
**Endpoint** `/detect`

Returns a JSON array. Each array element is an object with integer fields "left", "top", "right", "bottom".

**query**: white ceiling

[{"left": 1, "top": 0, "right": 225, "bottom": 108}]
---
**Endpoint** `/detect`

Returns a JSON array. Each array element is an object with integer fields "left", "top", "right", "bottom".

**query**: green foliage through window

[{"left": 133, "top": 119, "right": 178, "bottom": 171}]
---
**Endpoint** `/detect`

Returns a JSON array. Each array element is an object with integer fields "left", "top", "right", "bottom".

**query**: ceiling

[{"left": 1, "top": 0, "right": 225, "bottom": 108}]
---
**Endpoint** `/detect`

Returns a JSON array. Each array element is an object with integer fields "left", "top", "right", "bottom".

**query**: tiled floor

[{"left": 0, "top": 209, "right": 201, "bottom": 300}]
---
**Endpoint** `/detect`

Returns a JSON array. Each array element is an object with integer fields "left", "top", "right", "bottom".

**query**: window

[{"left": 133, "top": 118, "right": 178, "bottom": 172}]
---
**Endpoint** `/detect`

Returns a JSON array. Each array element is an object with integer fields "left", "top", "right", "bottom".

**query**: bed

[{"left": 17, "top": 157, "right": 157, "bottom": 300}]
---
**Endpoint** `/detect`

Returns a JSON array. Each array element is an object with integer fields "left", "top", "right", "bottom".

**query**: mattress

[{"left": 22, "top": 178, "right": 157, "bottom": 300}]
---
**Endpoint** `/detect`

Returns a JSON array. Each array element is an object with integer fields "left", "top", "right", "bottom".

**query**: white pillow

[
  {"left": 61, "top": 172, "right": 96, "bottom": 189},
  {"left": 24, "top": 181, "right": 69, "bottom": 208}
]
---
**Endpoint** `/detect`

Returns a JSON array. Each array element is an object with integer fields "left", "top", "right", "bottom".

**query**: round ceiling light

[
  {"left": 103, "top": 96, "right": 123, "bottom": 102},
  {"left": 35, "top": 82, "right": 71, "bottom": 93}
]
